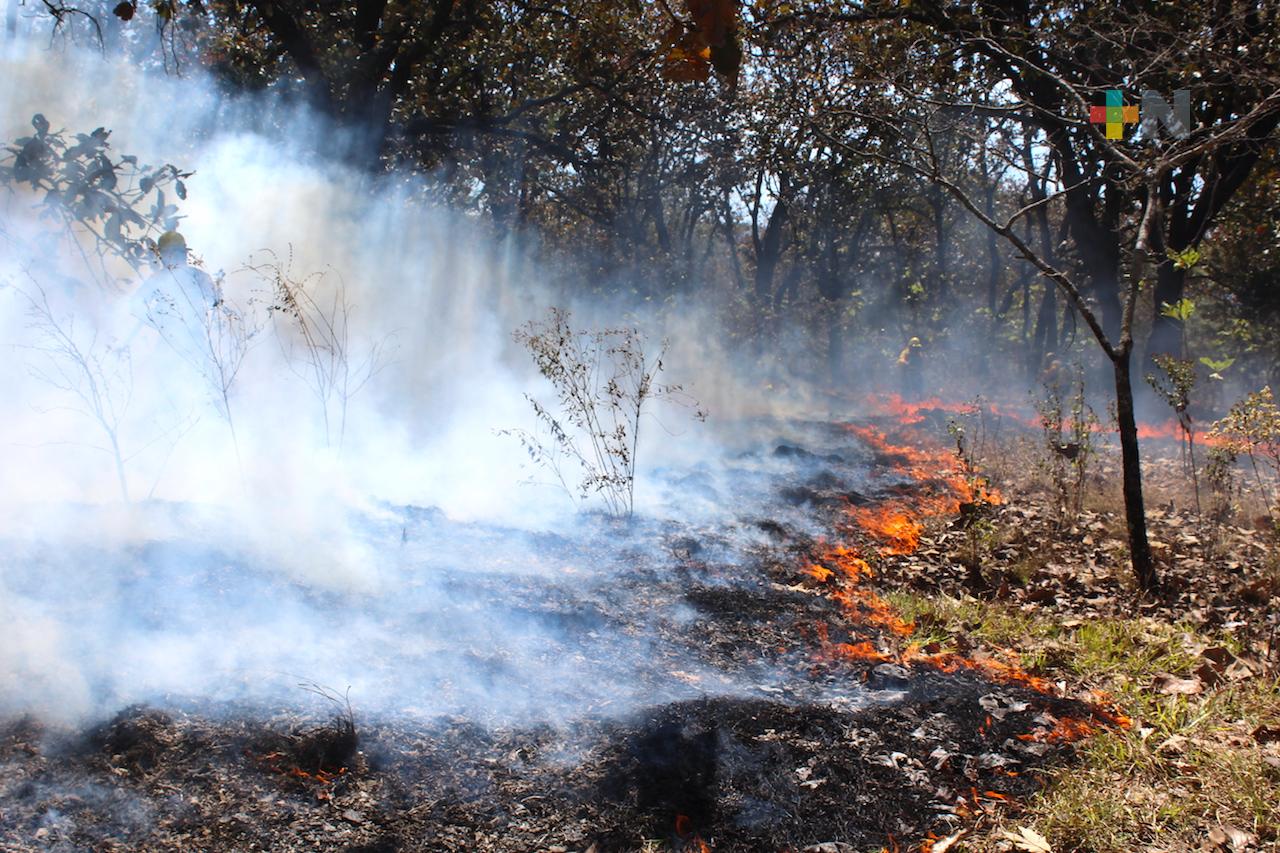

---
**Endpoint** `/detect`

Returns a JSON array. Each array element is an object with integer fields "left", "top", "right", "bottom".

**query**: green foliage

[
  {"left": 1199, "top": 355, "right": 1235, "bottom": 381},
  {"left": 0, "top": 114, "right": 191, "bottom": 281},
  {"left": 1034, "top": 369, "right": 1098, "bottom": 524},
  {"left": 1167, "top": 248, "right": 1202, "bottom": 272},
  {"left": 1208, "top": 386, "right": 1280, "bottom": 526},
  {"left": 1160, "top": 297, "right": 1196, "bottom": 322}
]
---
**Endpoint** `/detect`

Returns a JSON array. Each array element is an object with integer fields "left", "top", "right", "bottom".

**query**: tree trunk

[
  {"left": 754, "top": 199, "right": 788, "bottom": 305},
  {"left": 1145, "top": 258, "right": 1188, "bottom": 360},
  {"left": 828, "top": 310, "right": 844, "bottom": 386},
  {"left": 719, "top": 212, "right": 745, "bottom": 290},
  {"left": 1062, "top": 193, "right": 1124, "bottom": 342},
  {"left": 1112, "top": 350, "right": 1158, "bottom": 592},
  {"left": 985, "top": 226, "right": 1000, "bottom": 316},
  {"left": 930, "top": 192, "right": 950, "bottom": 308},
  {"left": 1030, "top": 281, "right": 1057, "bottom": 377}
]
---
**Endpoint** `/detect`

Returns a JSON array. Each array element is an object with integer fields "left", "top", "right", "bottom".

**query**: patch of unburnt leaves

[{"left": 874, "top": 437, "right": 1280, "bottom": 655}]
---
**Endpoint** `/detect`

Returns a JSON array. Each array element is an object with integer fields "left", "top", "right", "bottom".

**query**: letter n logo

[{"left": 1140, "top": 90, "right": 1192, "bottom": 139}]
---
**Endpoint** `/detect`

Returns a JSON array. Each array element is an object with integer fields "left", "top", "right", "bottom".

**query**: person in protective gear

[
  {"left": 126, "top": 231, "right": 223, "bottom": 370},
  {"left": 152, "top": 231, "right": 219, "bottom": 304},
  {"left": 898, "top": 335, "right": 924, "bottom": 400}
]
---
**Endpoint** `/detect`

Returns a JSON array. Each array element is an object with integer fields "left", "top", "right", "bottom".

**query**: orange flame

[
  {"left": 851, "top": 504, "right": 923, "bottom": 554},
  {"left": 799, "top": 396, "right": 1128, "bottom": 756},
  {"left": 250, "top": 748, "right": 347, "bottom": 795},
  {"left": 1017, "top": 716, "right": 1097, "bottom": 743},
  {"left": 829, "top": 639, "right": 894, "bottom": 664},
  {"left": 803, "top": 563, "right": 834, "bottom": 582},
  {"left": 808, "top": 542, "right": 914, "bottom": 636},
  {"left": 903, "top": 649, "right": 1055, "bottom": 693},
  {"left": 865, "top": 393, "right": 988, "bottom": 425}
]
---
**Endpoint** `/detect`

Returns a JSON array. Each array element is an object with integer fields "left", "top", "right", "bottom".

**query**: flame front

[
  {"left": 797, "top": 395, "right": 1125, "bottom": 753},
  {"left": 850, "top": 504, "right": 924, "bottom": 555}
]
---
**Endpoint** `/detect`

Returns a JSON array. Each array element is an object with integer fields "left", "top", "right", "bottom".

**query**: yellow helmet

[
  {"left": 909, "top": 336, "right": 922, "bottom": 347},
  {"left": 156, "top": 231, "right": 187, "bottom": 261}
]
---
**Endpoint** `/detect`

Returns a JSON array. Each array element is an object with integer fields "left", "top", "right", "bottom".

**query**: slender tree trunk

[
  {"left": 1030, "top": 282, "right": 1057, "bottom": 376},
  {"left": 1112, "top": 349, "right": 1158, "bottom": 591},
  {"left": 930, "top": 194, "right": 950, "bottom": 308},
  {"left": 1020, "top": 273, "right": 1031, "bottom": 345},
  {"left": 985, "top": 226, "right": 1000, "bottom": 315},
  {"left": 828, "top": 311, "right": 844, "bottom": 386},
  {"left": 1145, "top": 258, "right": 1188, "bottom": 360},
  {"left": 718, "top": 189, "right": 745, "bottom": 290}
]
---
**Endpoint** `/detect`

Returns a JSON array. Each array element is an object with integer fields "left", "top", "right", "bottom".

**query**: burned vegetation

[{"left": 0, "top": 410, "right": 1126, "bottom": 852}]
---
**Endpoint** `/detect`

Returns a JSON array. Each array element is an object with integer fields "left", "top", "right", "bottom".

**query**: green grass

[
  {"left": 1004, "top": 678, "right": 1280, "bottom": 851},
  {"left": 882, "top": 591, "right": 1058, "bottom": 650},
  {"left": 878, "top": 593, "right": 1280, "bottom": 851}
]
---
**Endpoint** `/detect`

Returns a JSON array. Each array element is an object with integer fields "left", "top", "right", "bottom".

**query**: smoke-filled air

[{"left": 1, "top": 3, "right": 1278, "bottom": 852}]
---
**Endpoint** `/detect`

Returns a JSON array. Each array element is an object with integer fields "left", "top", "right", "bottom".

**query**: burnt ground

[{"left": 0, "top": 417, "right": 1122, "bottom": 852}]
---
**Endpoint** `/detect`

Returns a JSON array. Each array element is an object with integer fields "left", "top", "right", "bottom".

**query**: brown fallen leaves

[
  {"left": 1154, "top": 644, "right": 1267, "bottom": 695},
  {"left": 873, "top": 449, "right": 1279, "bottom": 665},
  {"left": 1205, "top": 823, "right": 1262, "bottom": 852}
]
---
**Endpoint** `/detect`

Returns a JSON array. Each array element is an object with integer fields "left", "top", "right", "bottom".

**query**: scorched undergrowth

[{"left": 509, "top": 307, "right": 702, "bottom": 518}]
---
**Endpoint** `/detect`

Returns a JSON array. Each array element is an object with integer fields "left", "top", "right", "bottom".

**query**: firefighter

[
  {"left": 126, "top": 231, "right": 222, "bottom": 370},
  {"left": 151, "top": 231, "right": 219, "bottom": 305},
  {"left": 897, "top": 335, "right": 924, "bottom": 400}
]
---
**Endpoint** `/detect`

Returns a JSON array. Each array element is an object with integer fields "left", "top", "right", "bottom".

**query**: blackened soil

[{"left": 0, "top": 667, "right": 1102, "bottom": 852}]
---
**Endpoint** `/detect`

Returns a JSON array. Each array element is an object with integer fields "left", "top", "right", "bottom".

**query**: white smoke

[{"left": 0, "top": 32, "right": 822, "bottom": 724}]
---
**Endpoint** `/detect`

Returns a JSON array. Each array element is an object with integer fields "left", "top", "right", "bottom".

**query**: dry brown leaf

[
  {"left": 1252, "top": 724, "right": 1280, "bottom": 744},
  {"left": 1001, "top": 825, "right": 1053, "bottom": 852},
  {"left": 1225, "top": 657, "right": 1259, "bottom": 681},
  {"left": 1194, "top": 661, "right": 1225, "bottom": 688},
  {"left": 1201, "top": 646, "right": 1235, "bottom": 667},
  {"left": 1153, "top": 672, "right": 1203, "bottom": 695},
  {"left": 1207, "top": 824, "right": 1259, "bottom": 850}
]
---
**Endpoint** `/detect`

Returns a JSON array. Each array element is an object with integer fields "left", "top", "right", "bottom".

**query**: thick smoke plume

[{"left": 0, "top": 34, "right": 801, "bottom": 724}]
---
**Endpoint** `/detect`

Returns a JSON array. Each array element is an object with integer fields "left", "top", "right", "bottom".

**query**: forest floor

[
  {"left": 861, "top": 402, "right": 1280, "bottom": 853},
  {"left": 0, "top": 401, "right": 1276, "bottom": 853}
]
